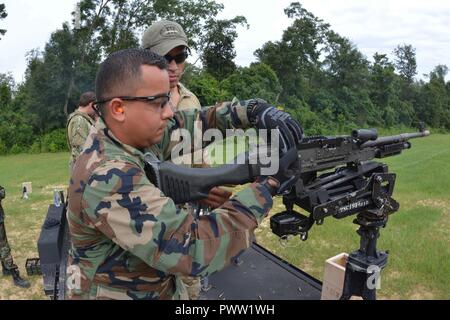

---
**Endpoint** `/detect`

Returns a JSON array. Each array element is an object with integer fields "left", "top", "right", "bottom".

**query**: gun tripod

[{"left": 340, "top": 211, "right": 389, "bottom": 300}]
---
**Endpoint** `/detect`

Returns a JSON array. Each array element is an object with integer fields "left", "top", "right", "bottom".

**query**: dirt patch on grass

[
  {"left": 42, "top": 184, "right": 68, "bottom": 196},
  {"left": 417, "top": 198, "right": 450, "bottom": 246},
  {"left": 30, "top": 201, "right": 51, "bottom": 211},
  {"left": 416, "top": 199, "right": 449, "bottom": 212},
  {"left": 408, "top": 285, "right": 436, "bottom": 300}
]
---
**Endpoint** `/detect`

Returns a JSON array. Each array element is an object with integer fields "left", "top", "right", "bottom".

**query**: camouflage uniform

[
  {"left": 66, "top": 110, "right": 96, "bottom": 172},
  {"left": 171, "top": 82, "right": 203, "bottom": 299},
  {"left": 0, "top": 186, "right": 15, "bottom": 271},
  {"left": 66, "top": 99, "right": 273, "bottom": 300}
]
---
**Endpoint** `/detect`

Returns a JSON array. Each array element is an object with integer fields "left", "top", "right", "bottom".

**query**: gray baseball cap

[{"left": 141, "top": 20, "right": 189, "bottom": 55}]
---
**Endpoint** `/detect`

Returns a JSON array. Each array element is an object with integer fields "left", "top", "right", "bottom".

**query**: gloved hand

[
  {"left": 259, "top": 148, "right": 300, "bottom": 196},
  {"left": 247, "top": 99, "right": 303, "bottom": 154}
]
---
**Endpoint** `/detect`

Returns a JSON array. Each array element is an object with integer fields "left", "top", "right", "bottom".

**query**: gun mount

[{"left": 268, "top": 128, "right": 429, "bottom": 299}]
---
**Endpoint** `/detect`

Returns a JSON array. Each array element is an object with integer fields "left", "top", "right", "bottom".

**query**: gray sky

[{"left": 1, "top": 0, "right": 449, "bottom": 83}]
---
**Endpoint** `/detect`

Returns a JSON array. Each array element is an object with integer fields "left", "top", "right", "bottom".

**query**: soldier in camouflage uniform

[
  {"left": 142, "top": 20, "right": 231, "bottom": 299},
  {"left": 0, "top": 185, "right": 30, "bottom": 288},
  {"left": 66, "top": 91, "right": 97, "bottom": 172},
  {"left": 66, "top": 48, "right": 302, "bottom": 300},
  {"left": 142, "top": 19, "right": 201, "bottom": 111}
]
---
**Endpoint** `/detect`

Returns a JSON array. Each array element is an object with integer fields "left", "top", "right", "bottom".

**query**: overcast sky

[{"left": 1, "top": 0, "right": 449, "bottom": 83}]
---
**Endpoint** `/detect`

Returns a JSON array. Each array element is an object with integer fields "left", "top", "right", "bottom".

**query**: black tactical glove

[
  {"left": 247, "top": 99, "right": 303, "bottom": 154},
  {"left": 259, "top": 148, "right": 300, "bottom": 196}
]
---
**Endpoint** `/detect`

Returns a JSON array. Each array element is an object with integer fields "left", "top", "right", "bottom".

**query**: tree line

[{"left": 0, "top": 1, "right": 449, "bottom": 155}]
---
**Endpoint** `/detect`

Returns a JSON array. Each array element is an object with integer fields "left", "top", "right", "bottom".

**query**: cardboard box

[{"left": 321, "top": 252, "right": 348, "bottom": 300}]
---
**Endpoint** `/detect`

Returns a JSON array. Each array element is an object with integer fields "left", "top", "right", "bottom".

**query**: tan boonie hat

[{"left": 141, "top": 20, "right": 189, "bottom": 55}]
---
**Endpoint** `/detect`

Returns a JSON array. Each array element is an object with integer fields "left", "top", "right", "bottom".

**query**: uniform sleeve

[
  {"left": 82, "top": 161, "right": 273, "bottom": 277},
  {"left": 158, "top": 98, "right": 251, "bottom": 159}
]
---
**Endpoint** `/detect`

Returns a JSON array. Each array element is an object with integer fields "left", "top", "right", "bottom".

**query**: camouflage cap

[{"left": 141, "top": 20, "right": 189, "bottom": 56}]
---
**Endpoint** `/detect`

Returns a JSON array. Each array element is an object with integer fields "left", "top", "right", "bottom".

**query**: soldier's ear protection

[{"left": 112, "top": 101, "right": 124, "bottom": 114}]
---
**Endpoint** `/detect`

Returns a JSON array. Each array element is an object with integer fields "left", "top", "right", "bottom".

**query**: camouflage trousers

[
  {"left": 179, "top": 275, "right": 202, "bottom": 300},
  {"left": 171, "top": 201, "right": 203, "bottom": 300},
  {"left": 0, "top": 221, "right": 15, "bottom": 270}
]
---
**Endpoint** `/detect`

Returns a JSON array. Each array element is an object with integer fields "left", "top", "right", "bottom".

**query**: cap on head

[{"left": 141, "top": 20, "right": 189, "bottom": 56}]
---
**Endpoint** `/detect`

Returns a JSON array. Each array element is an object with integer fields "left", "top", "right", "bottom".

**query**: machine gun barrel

[{"left": 360, "top": 130, "right": 430, "bottom": 148}]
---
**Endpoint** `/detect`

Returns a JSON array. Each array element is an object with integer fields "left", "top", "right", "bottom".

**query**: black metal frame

[{"left": 270, "top": 161, "right": 400, "bottom": 300}]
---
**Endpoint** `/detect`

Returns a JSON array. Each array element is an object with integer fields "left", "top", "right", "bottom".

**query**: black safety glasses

[{"left": 95, "top": 92, "right": 172, "bottom": 109}]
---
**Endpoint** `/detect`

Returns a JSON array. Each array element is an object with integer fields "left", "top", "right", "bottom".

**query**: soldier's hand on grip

[{"left": 259, "top": 148, "right": 300, "bottom": 196}]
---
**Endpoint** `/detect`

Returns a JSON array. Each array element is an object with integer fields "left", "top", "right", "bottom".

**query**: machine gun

[
  {"left": 270, "top": 128, "right": 430, "bottom": 299},
  {"left": 145, "top": 127, "right": 430, "bottom": 299},
  {"left": 146, "top": 128, "right": 429, "bottom": 214},
  {"left": 36, "top": 127, "right": 429, "bottom": 300},
  {"left": 270, "top": 128, "right": 430, "bottom": 239}
]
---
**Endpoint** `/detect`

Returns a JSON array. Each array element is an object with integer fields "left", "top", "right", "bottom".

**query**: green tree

[
  {"left": 419, "top": 65, "right": 449, "bottom": 128},
  {"left": 255, "top": 2, "right": 330, "bottom": 103},
  {"left": 368, "top": 53, "right": 402, "bottom": 125},
  {"left": 321, "top": 31, "right": 377, "bottom": 126},
  {"left": 394, "top": 44, "right": 417, "bottom": 84},
  {"left": 323, "top": 32, "right": 369, "bottom": 91},
  {"left": 184, "top": 70, "right": 228, "bottom": 106},
  {"left": 19, "top": 0, "right": 245, "bottom": 133},
  {"left": 369, "top": 53, "right": 396, "bottom": 109},
  {"left": 220, "top": 63, "right": 281, "bottom": 103},
  {"left": 0, "top": 74, "right": 35, "bottom": 153},
  {"left": 200, "top": 16, "right": 248, "bottom": 79},
  {"left": 75, "top": 0, "right": 241, "bottom": 57},
  {"left": 0, "top": 73, "right": 13, "bottom": 106},
  {"left": 20, "top": 23, "right": 99, "bottom": 132},
  {"left": 0, "top": 3, "right": 6, "bottom": 40}
]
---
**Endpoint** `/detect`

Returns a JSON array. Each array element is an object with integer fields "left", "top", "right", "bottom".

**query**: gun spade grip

[{"left": 158, "top": 162, "right": 260, "bottom": 204}]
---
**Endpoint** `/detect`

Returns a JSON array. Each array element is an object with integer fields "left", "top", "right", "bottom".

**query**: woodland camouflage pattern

[
  {"left": 67, "top": 98, "right": 273, "bottom": 300},
  {"left": 171, "top": 81, "right": 202, "bottom": 299},
  {"left": 66, "top": 111, "right": 96, "bottom": 171},
  {"left": 0, "top": 188, "right": 15, "bottom": 270}
]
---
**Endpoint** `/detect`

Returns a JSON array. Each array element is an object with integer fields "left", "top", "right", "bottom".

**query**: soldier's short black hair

[
  {"left": 95, "top": 48, "right": 168, "bottom": 115},
  {"left": 78, "top": 91, "right": 96, "bottom": 107}
]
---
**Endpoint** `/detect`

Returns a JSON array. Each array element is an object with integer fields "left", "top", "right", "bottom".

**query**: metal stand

[{"left": 340, "top": 211, "right": 389, "bottom": 300}]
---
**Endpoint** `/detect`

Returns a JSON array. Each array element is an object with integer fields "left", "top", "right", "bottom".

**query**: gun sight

[{"left": 352, "top": 129, "right": 378, "bottom": 143}]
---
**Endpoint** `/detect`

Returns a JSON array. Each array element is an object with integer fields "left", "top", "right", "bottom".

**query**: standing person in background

[
  {"left": 0, "top": 185, "right": 30, "bottom": 288},
  {"left": 66, "top": 91, "right": 97, "bottom": 172}
]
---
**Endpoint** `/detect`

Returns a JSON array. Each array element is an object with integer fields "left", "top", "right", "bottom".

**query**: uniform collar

[
  {"left": 96, "top": 118, "right": 146, "bottom": 162},
  {"left": 177, "top": 82, "right": 193, "bottom": 99}
]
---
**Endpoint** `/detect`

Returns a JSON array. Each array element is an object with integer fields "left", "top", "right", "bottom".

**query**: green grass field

[{"left": 0, "top": 134, "right": 448, "bottom": 299}]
